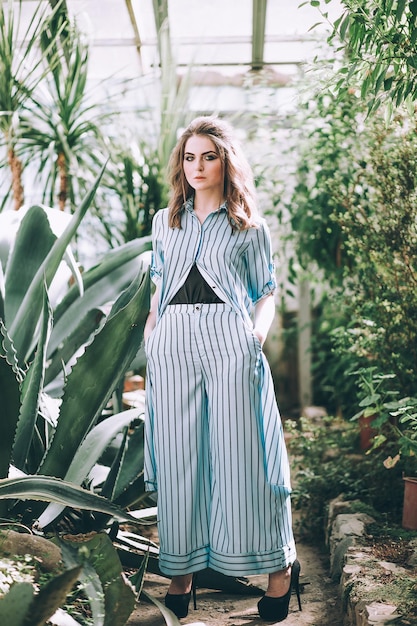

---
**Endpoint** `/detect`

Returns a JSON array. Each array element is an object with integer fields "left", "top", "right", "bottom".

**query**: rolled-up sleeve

[{"left": 246, "top": 220, "right": 277, "bottom": 304}]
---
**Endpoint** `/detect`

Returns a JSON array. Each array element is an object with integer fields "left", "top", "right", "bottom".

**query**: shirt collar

[{"left": 184, "top": 196, "right": 227, "bottom": 213}]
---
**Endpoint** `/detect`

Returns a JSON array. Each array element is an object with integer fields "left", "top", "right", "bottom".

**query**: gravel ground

[{"left": 127, "top": 537, "right": 343, "bottom": 626}]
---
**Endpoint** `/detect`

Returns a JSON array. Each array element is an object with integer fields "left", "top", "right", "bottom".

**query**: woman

[{"left": 143, "top": 116, "right": 300, "bottom": 622}]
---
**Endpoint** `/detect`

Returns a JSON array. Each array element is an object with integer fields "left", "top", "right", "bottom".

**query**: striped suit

[{"left": 144, "top": 200, "right": 296, "bottom": 576}]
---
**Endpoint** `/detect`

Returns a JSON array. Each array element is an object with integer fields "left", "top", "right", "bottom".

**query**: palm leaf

[{"left": 0, "top": 0, "right": 65, "bottom": 127}]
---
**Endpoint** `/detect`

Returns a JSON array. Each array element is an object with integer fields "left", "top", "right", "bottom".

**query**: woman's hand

[
  {"left": 253, "top": 293, "right": 276, "bottom": 347},
  {"left": 144, "top": 287, "right": 159, "bottom": 342},
  {"left": 253, "top": 329, "right": 266, "bottom": 346}
]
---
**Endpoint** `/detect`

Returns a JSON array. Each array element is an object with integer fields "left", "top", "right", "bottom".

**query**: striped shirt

[{"left": 150, "top": 197, "right": 277, "bottom": 327}]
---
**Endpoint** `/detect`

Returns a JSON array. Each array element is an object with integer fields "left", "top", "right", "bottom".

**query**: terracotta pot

[
  {"left": 123, "top": 374, "right": 145, "bottom": 392},
  {"left": 359, "top": 413, "right": 376, "bottom": 451},
  {"left": 402, "top": 476, "right": 417, "bottom": 530}
]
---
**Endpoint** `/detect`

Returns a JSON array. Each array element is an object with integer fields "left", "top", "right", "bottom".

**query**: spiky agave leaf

[
  {"left": 8, "top": 162, "right": 106, "bottom": 362},
  {"left": 13, "top": 285, "right": 52, "bottom": 472},
  {"left": 0, "top": 476, "right": 143, "bottom": 525},
  {"left": 0, "top": 320, "right": 23, "bottom": 487},
  {"left": 37, "top": 408, "right": 143, "bottom": 528},
  {"left": 38, "top": 268, "right": 150, "bottom": 481}
]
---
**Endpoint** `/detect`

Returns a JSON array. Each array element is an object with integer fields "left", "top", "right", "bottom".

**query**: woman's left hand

[{"left": 253, "top": 329, "right": 265, "bottom": 346}]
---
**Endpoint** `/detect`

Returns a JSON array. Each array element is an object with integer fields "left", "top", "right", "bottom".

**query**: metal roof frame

[{"left": 252, "top": 0, "right": 267, "bottom": 70}]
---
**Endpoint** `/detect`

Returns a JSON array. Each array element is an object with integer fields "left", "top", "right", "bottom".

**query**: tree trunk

[
  {"left": 57, "top": 151, "right": 67, "bottom": 211},
  {"left": 7, "top": 147, "right": 24, "bottom": 210}
]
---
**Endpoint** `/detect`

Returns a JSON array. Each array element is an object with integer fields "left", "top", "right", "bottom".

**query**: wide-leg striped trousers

[{"left": 144, "top": 302, "right": 296, "bottom": 577}]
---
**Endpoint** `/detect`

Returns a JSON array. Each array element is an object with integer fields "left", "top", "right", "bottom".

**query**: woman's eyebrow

[{"left": 184, "top": 150, "right": 217, "bottom": 156}]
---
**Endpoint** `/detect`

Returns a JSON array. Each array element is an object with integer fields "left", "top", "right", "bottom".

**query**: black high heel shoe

[
  {"left": 164, "top": 574, "right": 197, "bottom": 619},
  {"left": 257, "top": 560, "right": 302, "bottom": 622}
]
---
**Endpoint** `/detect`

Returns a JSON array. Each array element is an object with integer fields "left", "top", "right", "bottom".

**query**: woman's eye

[
  {"left": 184, "top": 155, "right": 194, "bottom": 161},
  {"left": 205, "top": 154, "right": 217, "bottom": 160}
]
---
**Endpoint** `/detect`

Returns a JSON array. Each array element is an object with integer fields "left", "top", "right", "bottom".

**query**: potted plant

[
  {"left": 386, "top": 398, "right": 417, "bottom": 530},
  {"left": 350, "top": 368, "right": 417, "bottom": 529},
  {"left": 349, "top": 366, "right": 399, "bottom": 451}
]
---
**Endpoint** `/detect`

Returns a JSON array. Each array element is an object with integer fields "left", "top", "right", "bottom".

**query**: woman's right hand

[{"left": 144, "top": 287, "right": 159, "bottom": 342}]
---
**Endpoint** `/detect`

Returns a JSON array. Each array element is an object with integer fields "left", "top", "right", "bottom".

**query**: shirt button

[{"left": 212, "top": 285, "right": 216, "bottom": 289}]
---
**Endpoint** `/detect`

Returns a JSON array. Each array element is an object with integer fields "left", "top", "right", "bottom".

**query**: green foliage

[
  {"left": 0, "top": 2, "right": 168, "bottom": 254},
  {"left": 348, "top": 367, "right": 417, "bottom": 466},
  {"left": 0, "top": 0, "right": 66, "bottom": 209},
  {"left": 0, "top": 564, "right": 82, "bottom": 626},
  {"left": 304, "top": 0, "right": 417, "bottom": 113},
  {"left": 337, "top": 118, "right": 417, "bottom": 397},
  {"left": 289, "top": 89, "right": 363, "bottom": 283},
  {"left": 0, "top": 194, "right": 152, "bottom": 520},
  {"left": 95, "top": 139, "right": 166, "bottom": 248},
  {"left": 309, "top": 294, "right": 360, "bottom": 415},
  {"left": 349, "top": 367, "right": 399, "bottom": 429},
  {"left": 0, "top": 174, "right": 155, "bottom": 622},
  {"left": 56, "top": 533, "right": 136, "bottom": 626},
  {"left": 288, "top": 62, "right": 417, "bottom": 426},
  {"left": 20, "top": 20, "right": 109, "bottom": 212},
  {"left": 287, "top": 416, "right": 408, "bottom": 540},
  {"left": 0, "top": 476, "right": 142, "bottom": 526},
  {"left": 0, "top": 0, "right": 63, "bottom": 139},
  {"left": 0, "top": 532, "right": 138, "bottom": 626}
]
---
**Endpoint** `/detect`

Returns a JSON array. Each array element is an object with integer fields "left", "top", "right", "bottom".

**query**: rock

[
  {"left": 333, "top": 513, "right": 375, "bottom": 539},
  {"left": 406, "top": 538, "right": 417, "bottom": 567},
  {"left": 378, "top": 561, "right": 408, "bottom": 575},
  {"left": 331, "top": 536, "right": 355, "bottom": 580},
  {"left": 0, "top": 530, "right": 62, "bottom": 573},
  {"left": 301, "top": 405, "right": 328, "bottom": 421},
  {"left": 366, "top": 601, "right": 400, "bottom": 624}
]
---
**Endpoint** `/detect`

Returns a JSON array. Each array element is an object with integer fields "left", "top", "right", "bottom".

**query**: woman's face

[{"left": 183, "top": 134, "right": 224, "bottom": 195}]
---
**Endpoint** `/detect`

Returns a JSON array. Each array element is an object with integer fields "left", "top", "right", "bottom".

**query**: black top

[{"left": 168, "top": 264, "right": 223, "bottom": 304}]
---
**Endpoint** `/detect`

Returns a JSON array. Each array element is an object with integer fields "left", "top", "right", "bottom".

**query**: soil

[
  {"left": 126, "top": 520, "right": 344, "bottom": 626},
  {"left": 366, "top": 534, "right": 414, "bottom": 564}
]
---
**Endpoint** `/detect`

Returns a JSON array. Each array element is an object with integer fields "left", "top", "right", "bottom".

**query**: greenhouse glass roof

[
  {"left": 17, "top": 0, "right": 343, "bottom": 107},
  {"left": 70, "top": 0, "right": 342, "bottom": 80}
]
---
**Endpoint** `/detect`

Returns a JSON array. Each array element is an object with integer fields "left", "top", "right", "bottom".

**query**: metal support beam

[
  {"left": 152, "top": 0, "right": 172, "bottom": 64},
  {"left": 298, "top": 278, "right": 312, "bottom": 410},
  {"left": 125, "top": 0, "right": 144, "bottom": 71},
  {"left": 252, "top": 0, "right": 267, "bottom": 70}
]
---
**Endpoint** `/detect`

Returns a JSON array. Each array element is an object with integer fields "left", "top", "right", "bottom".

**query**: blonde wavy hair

[{"left": 167, "top": 116, "right": 259, "bottom": 230}]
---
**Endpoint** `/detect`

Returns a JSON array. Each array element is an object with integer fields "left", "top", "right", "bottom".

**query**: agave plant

[
  {"left": 0, "top": 162, "right": 153, "bottom": 511},
  {"left": 0, "top": 165, "right": 159, "bottom": 622},
  {"left": 0, "top": 526, "right": 158, "bottom": 626}
]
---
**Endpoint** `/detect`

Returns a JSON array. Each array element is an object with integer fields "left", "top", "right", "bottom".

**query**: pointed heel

[
  {"left": 192, "top": 573, "right": 197, "bottom": 610},
  {"left": 292, "top": 559, "right": 302, "bottom": 611},
  {"left": 164, "top": 573, "right": 197, "bottom": 619},
  {"left": 164, "top": 590, "right": 191, "bottom": 619},
  {"left": 257, "top": 559, "right": 302, "bottom": 622}
]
